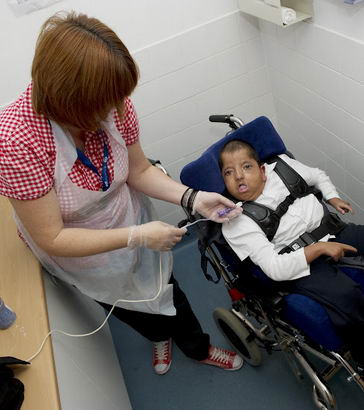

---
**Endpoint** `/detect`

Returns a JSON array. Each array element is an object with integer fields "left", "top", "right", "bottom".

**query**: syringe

[{"left": 217, "top": 201, "right": 243, "bottom": 217}]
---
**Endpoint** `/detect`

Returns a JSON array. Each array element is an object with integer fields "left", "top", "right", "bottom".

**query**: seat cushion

[
  {"left": 249, "top": 263, "right": 344, "bottom": 350},
  {"left": 281, "top": 293, "right": 343, "bottom": 351}
]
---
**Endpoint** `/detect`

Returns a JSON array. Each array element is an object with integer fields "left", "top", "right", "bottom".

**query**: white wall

[
  {"left": 313, "top": 0, "right": 364, "bottom": 40},
  {"left": 260, "top": 0, "right": 364, "bottom": 224},
  {"left": 0, "top": 0, "right": 239, "bottom": 104},
  {"left": 0, "top": 0, "right": 274, "bottom": 224},
  {"left": 135, "top": 11, "right": 274, "bottom": 224}
]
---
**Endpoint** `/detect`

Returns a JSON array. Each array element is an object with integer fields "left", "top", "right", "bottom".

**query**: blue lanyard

[{"left": 76, "top": 130, "right": 110, "bottom": 191}]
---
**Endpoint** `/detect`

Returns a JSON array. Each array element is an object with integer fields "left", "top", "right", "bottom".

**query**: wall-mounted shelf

[{"left": 238, "top": 0, "right": 313, "bottom": 27}]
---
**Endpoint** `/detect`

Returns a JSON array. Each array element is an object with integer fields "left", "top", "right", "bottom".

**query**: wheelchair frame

[{"left": 182, "top": 115, "right": 364, "bottom": 410}]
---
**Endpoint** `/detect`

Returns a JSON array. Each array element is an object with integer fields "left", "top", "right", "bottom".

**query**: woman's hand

[
  {"left": 192, "top": 191, "right": 243, "bottom": 223},
  {"left": 328, "top": 197, "right": 353, "bottom": 215},
  {"left": 127, "top": 222, "right": 187, "bottom": 251}
]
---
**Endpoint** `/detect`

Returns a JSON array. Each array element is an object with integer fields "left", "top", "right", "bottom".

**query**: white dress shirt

[{"left": 222, "top": 154, "right": 339, "bottom": 281}]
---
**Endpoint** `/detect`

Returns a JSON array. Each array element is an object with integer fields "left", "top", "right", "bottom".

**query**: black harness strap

[
  {"left": 242, "top": 195, "right": 296, "bottom": 241},
  {"left": 242, "top": 157, "right": 320, "bottom": 240},
  {"left": 193, "top": 218, "right": 228, "bottom": 283},
  {"left": 279, "top": 212, "right": 346, "bottom": 254},
  {"left": 270, "top": 156, "right": 314, "bottom": 198}
]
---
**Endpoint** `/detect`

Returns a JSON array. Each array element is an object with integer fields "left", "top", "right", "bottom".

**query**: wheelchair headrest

[{"left": 180, "top": 116, "right": 287, "bottom": 193}]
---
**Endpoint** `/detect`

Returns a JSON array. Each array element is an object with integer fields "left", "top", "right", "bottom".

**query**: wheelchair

[{"left": 179, "top": 115, "right": 364, "bottom": 410}]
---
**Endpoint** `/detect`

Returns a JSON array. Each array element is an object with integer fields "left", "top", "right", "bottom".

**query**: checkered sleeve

[
  {"left": 113, "top": 97, "right": 139, "bottom": 146},
  {"left": 0, "top": 135, "right": 53, "bottom": 200}
]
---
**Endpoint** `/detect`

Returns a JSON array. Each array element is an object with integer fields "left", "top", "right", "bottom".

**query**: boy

[{"left": 220, "top": 140, "right": 364, "bottom": 371}]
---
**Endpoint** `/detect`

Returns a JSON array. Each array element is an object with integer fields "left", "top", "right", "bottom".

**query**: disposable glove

[
  {"left": 127, "top": 221, "right": 187, "bottom": 251},
  {"left": 192, "top": 191, "right": 242, "bottom": 223}
]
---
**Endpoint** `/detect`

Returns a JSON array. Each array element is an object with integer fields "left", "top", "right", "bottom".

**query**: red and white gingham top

[{"left": 0, "top": 83, "right": 139, "bottom": 200}]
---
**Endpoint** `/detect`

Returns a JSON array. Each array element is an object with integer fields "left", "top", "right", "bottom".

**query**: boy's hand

[
  {"left": 305, "top": 241, "right": 357, "bottom": 263},
  {"left": 327, "top": 197, "right": 353, "bottom": 214},
  {"left": 319, "top": 242, "right": 357, "bottom": 262}
]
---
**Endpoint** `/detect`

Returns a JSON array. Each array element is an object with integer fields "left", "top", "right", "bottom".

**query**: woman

[{"left": 0, "top": 12, "right": 242, "bottom": 375}]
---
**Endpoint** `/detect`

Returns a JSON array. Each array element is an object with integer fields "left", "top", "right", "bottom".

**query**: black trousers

[
  {"left": 283, "top": 223, "right": 364, "bottom": 366},
  {"left": 98, "top": 276, "right": 210, "bottom": 361}
]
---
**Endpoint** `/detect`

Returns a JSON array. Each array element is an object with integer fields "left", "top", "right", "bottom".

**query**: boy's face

[{"left": 221, "top": 148, "right": 266, "bottom": 201}]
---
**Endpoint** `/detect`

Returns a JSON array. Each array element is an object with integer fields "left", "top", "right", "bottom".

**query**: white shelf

[{"left": 238, "top": 0, "right": 313, "bottom": 27}]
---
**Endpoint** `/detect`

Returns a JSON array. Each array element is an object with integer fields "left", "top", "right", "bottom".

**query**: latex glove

[
  {"left": 127, "top": 221, "right": 187, "bottom": 251},
  {"left": 192, "top": 191, "right": 242, "bottom": 223}
]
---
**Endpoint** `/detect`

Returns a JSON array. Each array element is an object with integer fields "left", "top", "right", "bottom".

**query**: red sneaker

[
  {"left": 153, "top": 339, "right": 172, "bottom": 375},
  {"left": 200, "top": 345, "right": 243, "bottom": 371}
]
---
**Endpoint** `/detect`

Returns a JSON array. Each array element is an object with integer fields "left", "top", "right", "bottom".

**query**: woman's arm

[
  {"left": 9, "top": 189, "right": 185, "bottom": 257},
  {"left": 126, "top": 141, "right": 187, "bottom": 204},
  {"left": 9, "top": 189, "right": 130, "bottom": 257},
  {"left": 10, "top": 190, "right": 186, "bottom": 256}
]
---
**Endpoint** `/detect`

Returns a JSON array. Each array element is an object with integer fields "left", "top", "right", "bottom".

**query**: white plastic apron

[{"left": 14, "top": 113, "right": 175, "bottom": 315}]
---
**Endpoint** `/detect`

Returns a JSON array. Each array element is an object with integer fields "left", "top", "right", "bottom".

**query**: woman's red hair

[{"left": 31, "top": 11, "right": 139, "bottom": 130}]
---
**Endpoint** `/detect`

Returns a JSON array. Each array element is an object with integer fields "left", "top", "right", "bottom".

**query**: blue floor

[{"left": 108, "top": 235, "right": 363, "bottom": 410}]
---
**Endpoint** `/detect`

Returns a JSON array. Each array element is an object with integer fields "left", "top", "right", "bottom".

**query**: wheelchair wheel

[{"left": 213, "top": 307, "right": 262, "bottom": 366}]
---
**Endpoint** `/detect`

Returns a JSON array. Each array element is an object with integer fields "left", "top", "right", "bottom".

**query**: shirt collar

[{"left": 263, "top": 160, "right": 277, "bottom": 176}]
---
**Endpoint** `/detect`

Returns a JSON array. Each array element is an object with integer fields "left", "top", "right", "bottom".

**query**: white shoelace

[
  {"left": 154, "top": 340, "right": 170, "bottom": 361},
  {"left": 209, "top": 347, "right": 231, "bottom": 364}
]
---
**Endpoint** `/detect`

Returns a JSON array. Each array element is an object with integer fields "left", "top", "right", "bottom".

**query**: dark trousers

[
  {"left": 98, "top": 276, "right": 210, "bottom": 361},
  {"left": 284, "top": 223, "right": 364, "bottom": 366}
]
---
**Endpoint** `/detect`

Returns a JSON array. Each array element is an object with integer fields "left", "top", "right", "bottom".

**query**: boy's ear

[{"left": 260, "top": 165, "right": 267, "bottom": 182}]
